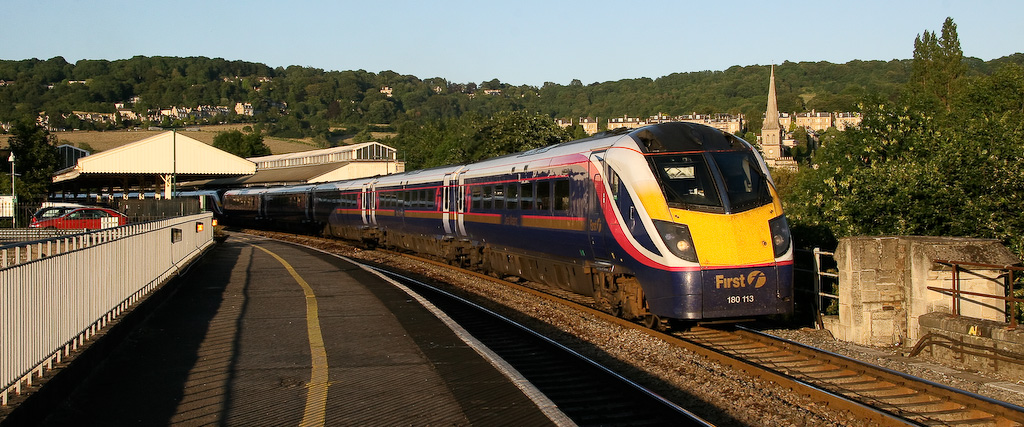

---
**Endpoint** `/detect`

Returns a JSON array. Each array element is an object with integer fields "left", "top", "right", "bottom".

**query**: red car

[{"left": 29, "top": 207, "right": 128, "bottom": 230}]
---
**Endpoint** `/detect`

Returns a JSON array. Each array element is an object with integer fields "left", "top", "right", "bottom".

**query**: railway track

[
  {"left": 679, "top": 326, "right": 1024, "bottom": 426},
  {"left": 386, "top": 250, "right": 1024, "bottom": 426},
  {"left": 250, "top": 231, "right": 1024, "bottom": 426},
  {"left": 363, "top": 263, "right": 713, "bottom": 426}
]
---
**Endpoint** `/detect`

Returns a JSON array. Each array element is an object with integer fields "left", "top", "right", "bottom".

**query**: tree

[
  {"left": 481, "top": 78, "right": 503, "bottom": 90},
  {"left": 785, "top": 65, "right": 1024, "bottom": 259},
  {"left": 465, "top": 111, "right": 573, "bottom": 163},
  {"left": 7, "top": 120, "right": 58, "bottom": 197},
  {"left": 391, "top": 111, "right": 574, "bottom": 169},
  {"left": 366, "top": 99, "right": 397, "bottom": 124},
  {"left": 212, "top": 129, "right": 271, "bottom": 157},
  {"left": 910, "top": 17, "right": 966, "bottom": 111}
]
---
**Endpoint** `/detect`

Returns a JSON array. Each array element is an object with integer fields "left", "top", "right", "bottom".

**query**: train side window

[
  {"left": 554, "top": 179, "right": 570, "bottom": 211},
  {"left": 607, "top": 169, "right": 621, "bottom": 202},
  {"left": 493, "top": 185, "right": 505, "bottom": 210},
  {"left": 482, "top": 186, "right": 493, "bottom": 210},
  {"left": 520, "top": 182, "right": 533, "bottom": 210},
  {"left": 536, "top": 181, "right": 550, "bottom": 211},
  {"left": 471, "top": 186, "right": 482, "bottom": 210},
  {"left": 506, "top": 183, "right": 519, "bottom": 210}
]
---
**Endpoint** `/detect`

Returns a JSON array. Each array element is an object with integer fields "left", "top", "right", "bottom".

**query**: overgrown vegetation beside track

[{"left": 782, "top": 19, "right": 1024, "bottom": 265}]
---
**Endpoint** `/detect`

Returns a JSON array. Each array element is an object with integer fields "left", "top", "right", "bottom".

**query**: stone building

[
  {"left": 834, "top": 112, "right": 862, "bottom": 131},
  {"left": 760, "top": 66, "right": 798, "bottom": 170},
  {"left": 794, "top": 110, "right": 832, "bottom": 131}
]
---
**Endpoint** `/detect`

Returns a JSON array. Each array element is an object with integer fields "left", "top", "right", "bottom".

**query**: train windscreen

[
  {"left": 650, "top": 151, "right": 771, "bottom": 213},
  {"left": 710, "top": 151, "right": 772, "bottom": 212},
  {"left": 650, "top": 154, "right": 723, "bottom": 210}
]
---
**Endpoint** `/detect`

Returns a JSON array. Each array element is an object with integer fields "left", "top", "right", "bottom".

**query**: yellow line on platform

[{"left": 253, "top": 245, "right": 329, "bottom": 427}]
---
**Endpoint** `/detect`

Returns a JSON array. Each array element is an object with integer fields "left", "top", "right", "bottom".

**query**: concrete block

[
  {"left": 870, "top": 309, "right": 899, "bottom": 346},
  {"left": 831, "top": 236, "right": 1020, "bottom": 347},
  {"left": 916, "top": 312, "right": 1024, "bottom": 379},
  {"left": 858, "top": 270, "right": 875, "bottom": 286}
]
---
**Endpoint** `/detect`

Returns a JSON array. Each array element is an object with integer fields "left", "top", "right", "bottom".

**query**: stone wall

[
  {"left": 826, "top": 236, "right": 1019, "bottom": 347},
  {"left": 916, "top": 312, "right": 1024, "bottom": 379}
]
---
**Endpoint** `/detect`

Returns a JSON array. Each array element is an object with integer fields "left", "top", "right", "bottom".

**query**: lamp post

[{"left": 8, "top": 152, "right": 15, "bottom": 228}]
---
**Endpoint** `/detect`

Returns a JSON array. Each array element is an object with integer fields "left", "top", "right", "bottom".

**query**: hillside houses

[
  {"left": 559, "top": 112, "right": 746, "bottom": 135},
  {"left": 558, "top": 109, "right": 860, "bottom": 137},
  {"left": 29, "top": 101, "right": 280, "bottom": 131}
]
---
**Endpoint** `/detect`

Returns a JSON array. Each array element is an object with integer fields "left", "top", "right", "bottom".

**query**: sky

[{"left": 3, "top": 0, "right": 1023, "bottom": 86}]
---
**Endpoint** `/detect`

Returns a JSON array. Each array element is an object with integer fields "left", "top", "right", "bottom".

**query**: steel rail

[
  {"left": 248, "top": 231, "right": 1024, "bottom": 426},
  {"left": 732, "top": 326, "right": 1024, "bottom": 426},
  {"left": 256, "top": 231, "right": 712, "bottom": 425},
  {"left": 394, "top": 251, "right": 1022, "bottom": 426},
  {"left": 385, "top": 250, "right": 914, "bottom": 426},
  {"left": 363, "top": 265, "right": 713, "bottom": 426}
]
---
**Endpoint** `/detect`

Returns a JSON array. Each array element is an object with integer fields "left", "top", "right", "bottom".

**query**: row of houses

[
  {"left": 114, "top": 104, "right": 244, "bottom": 123},
  {"left": 777, "top": 110, "right": 862, "bottom": 132},
  {"left": 26, "top": 101, "right": 269, "bottom": 131},
  {"left": 557, "top": 110, "right": 863, "bottom": 136},
  {"left": 557, "top": 113, "right": 745, "bottom": 135}
]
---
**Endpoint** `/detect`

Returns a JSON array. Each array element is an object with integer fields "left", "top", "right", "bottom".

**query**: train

[{"left": 219, "top": 122, "right": 794, "bottom": 327}]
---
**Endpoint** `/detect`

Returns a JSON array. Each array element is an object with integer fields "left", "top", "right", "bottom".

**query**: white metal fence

[{"left": 0, "top": 213, "right": 214, "bottom": 405}]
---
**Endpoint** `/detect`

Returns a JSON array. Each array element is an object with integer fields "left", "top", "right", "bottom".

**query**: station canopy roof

[
  {"left": 185, "top": 142, "right": 404, "bottom": 188},
  {"left": 53, "top": 131, "right": 256, "bottom": 190}
]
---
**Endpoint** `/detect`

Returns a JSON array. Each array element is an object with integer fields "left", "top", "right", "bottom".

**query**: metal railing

[
  {"left": 928, "top": 259, "right": 1024, "bottom": 330},
  {"left": 795, "top": 247, "right": 839, "bottom": 329},
  {"left": 812, "top": 248, "right": 839, "bottom": 329},
  {"left": 0, "top": 229, "right": 86, "bottom": 246},
  {"left": 0, "top": 213, "right": 214, "bottom": 405}
]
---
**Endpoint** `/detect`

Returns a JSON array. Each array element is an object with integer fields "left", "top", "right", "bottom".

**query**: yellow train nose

[{"left": 670, "top": 203, "right": 778, "bottom": 267}]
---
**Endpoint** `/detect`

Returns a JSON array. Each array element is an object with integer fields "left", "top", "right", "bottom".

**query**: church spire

[
  {"left": 760, "top": 65, "right": 786, "bottom": 163},
  {"left": 763, "top": 65, "right": 780, "bottom": 131}
]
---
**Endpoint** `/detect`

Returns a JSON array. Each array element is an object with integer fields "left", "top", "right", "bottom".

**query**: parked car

[
  {"left": 30, "top": 203, "right": 87, "bottom": 226},
  {"left": 28, "top": 207, "right": 128, "bottom": 230}
]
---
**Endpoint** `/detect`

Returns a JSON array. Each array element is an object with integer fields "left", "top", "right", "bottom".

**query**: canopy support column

[{"left": 161, "top": 174, "right": 175, "bottom": 199}]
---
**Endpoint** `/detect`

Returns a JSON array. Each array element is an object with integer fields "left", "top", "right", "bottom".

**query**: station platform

[{"left": 34, "top": 233, "right": 560, "bottom": 425}]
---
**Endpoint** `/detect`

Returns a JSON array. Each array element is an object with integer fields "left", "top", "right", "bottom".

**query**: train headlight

[
  {"left": 768, "top": 215, "right": 792, "bottom": 258},
  {"left": 654, "top": 220, "right": 698, "bottom": 262}
]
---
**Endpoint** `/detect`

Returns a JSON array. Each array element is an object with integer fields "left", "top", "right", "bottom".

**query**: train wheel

[
  {"left": 642, "top": 314, "right": 668, "bottom": 331},
  {"left": 667, "top": 319, "right": 694, "bottom": 332}
]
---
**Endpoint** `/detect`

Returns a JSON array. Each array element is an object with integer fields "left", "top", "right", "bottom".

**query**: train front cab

[{"left": 615, "top": 123, "right": 794, "bottom": 321}]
